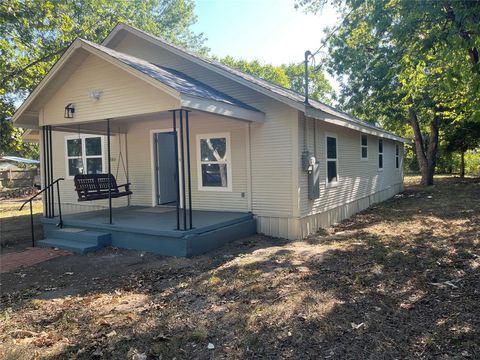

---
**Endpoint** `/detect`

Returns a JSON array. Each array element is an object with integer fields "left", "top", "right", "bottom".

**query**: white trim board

[{"left": 196, "top": 132, "right": 232, "bottom": 192}]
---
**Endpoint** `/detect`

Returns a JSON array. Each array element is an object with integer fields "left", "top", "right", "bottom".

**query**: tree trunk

[
  {"left": 460, "top": 151, "right": 465, "bottom": 178},
  {"left": 408, "top": 104, "right": 439, "bottom": 186},
  {"left": 426, "top": 116, "right": 440, "bottom": 185}
]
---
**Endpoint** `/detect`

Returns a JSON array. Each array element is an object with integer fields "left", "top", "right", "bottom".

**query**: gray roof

[
  {"left": 84, "top": 40, "right": 260, "bottom": 112},
  {"left": 117, "top": 25, "right": 402, "bottom": 137}
]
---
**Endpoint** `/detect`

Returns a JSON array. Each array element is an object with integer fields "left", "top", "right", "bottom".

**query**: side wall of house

[
  {"left": 295, "top": 113, "right": 404, "bottom": 238},
  {"left": 112, "top": 33, "right": 298, "bottom": 234}
]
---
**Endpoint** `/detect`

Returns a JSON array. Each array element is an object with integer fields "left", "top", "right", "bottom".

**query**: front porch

[{"left": 41, "top": 206, "right": 256, "bottom": 257}]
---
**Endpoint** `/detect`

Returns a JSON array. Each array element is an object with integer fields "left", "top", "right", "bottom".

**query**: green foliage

[
  {"left": 218, "top": 57, "right": 333, "bottom": 104},
  {"left": 464, "top": 151, "right": 480, "bottom": 176},
  {"left": 445, "top": 120, "right": 480, "bottom": 154},
  {"left": 0, "top": 0, "right": 206, "bottom": 157},
  {"left": 219, "top": 56, "right": 290, "bottom": 88},
  {"left": 436, "top": 149, "right": 480, "bottom": 177},
  {"left": 297, "top": 0, "right": 480, "bottom": 183},
  {"left": 281, "top": 63, "right": 332, "bottom": 104}
]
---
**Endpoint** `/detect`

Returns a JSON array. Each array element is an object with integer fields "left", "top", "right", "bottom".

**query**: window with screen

[
  {"left": 65, "top": 136, "right": 104, "bottom": 177},
  {"left": 361, "top": 134, "right": 368, "bottom": 160},
  {"left": 197, "top": 133, "right": 231, "bottom": 191},
  {"left": 326, "top": 135, "right": 338, "bottom": 184},
  {"left": 378, "top": 139, "right": 384, "bottom": 170},
  {"left": 395, "top": 143, "right": 400, "bottom": 169}
]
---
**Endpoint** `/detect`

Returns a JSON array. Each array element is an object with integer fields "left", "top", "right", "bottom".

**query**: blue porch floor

[{"left": 41, "top": 206, "right": 256, "bottom": 257}]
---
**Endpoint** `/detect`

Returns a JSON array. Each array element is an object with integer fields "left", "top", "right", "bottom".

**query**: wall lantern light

[{"left": 64, "top": 103, "right": 75, "bottom": 118}]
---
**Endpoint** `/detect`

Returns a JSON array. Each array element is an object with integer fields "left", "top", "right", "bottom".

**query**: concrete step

[
  {"left": 37, "top": 238, "right": 102, "bottom": 254},
  {"left": 46, "top": 228, "right": 111, "bottom": 246}
]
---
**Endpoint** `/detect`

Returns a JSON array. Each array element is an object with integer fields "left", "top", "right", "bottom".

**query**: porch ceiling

[{"left": 48, "top": 110, "right": 172, "bottom": 135}]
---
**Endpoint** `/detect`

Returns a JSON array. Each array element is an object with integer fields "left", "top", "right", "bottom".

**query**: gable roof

[
  {"left": 13, "top": 38, "right": 264, "bottom": 126},
  {"left": 83, "top": 40, "right": 258, "bottom": 112},
  {"left": 103, "top": 23, "right": 409, "bottom": 143}
]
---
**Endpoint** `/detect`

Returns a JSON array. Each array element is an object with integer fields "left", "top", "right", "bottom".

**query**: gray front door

[{"left": 155, "top": 132, "right": 177, "bottom": 204}]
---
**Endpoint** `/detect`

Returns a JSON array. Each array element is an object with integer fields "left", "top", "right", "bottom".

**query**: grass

[
  {"left": 0, "top": 175, "right": 478, "bottom": 359},
  {"left": 0, "top": 198, "right": 43, "bottom": 248}
]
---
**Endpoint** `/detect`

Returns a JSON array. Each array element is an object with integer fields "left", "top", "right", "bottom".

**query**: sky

[{"left": 192, "top": 0, "right": 340, "bottom": 72}]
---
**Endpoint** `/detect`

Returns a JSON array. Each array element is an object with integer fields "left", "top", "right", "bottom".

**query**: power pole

[{"left": 304, "top": 50, "right": 312, "bottom": 105}]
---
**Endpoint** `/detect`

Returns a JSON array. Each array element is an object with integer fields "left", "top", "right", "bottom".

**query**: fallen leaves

[{"left": 1, "top": 176, "right": 478, "bottom": 359}]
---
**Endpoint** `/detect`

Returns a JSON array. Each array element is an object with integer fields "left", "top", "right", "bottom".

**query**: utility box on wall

[{"left": 308, "top": 161, "right": 320, "bottom": 200}]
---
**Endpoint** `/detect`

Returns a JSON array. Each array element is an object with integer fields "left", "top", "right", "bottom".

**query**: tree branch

[{"left": 0, "top": 47, "right": 67, "bottom": 89}]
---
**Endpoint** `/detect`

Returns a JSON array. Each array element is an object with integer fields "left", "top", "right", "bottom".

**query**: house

[{"left": 13, "top": 23, "right": 409, "bottom": 256}]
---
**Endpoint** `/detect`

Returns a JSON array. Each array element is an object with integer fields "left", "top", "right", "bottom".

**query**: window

[
  {"left": 65, "top": 135, "right": 104, "bottom": 178},
  {"left": 197, "top": 133, "right": 231, "bottom": 191},
  {"left": 361, "top": 134, "right": 368, "bottom": 160},
  {"left": 378, "top": 139, "right": 384, "bottom": 170},
  {"left": 395, "top": 144, "right": 400, "bottom": 169},
  {"left": 326, "top": 135, "right": 338, "bottom": 184}
]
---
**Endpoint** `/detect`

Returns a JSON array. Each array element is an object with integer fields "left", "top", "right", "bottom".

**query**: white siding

[
  {"left": 111, "top": 34, "right": 296, "bottom": 217},
  {"left": 126, "top": 113, "right": 249, "bottom": 212},
  {"left": 296, "top": 113, "right": 404, "bottom": 236},
  {"left": 42, "top": 53, "right": 178, "bottom": 126}
]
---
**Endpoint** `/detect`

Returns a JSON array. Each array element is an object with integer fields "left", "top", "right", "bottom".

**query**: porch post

[
  {"left": 107, "top": 119, "right": 112, "bottom": 224},
  {"left": 172, "top": 110, "right": 180, "bottom": 230},
  {"left": 185, "top": 110, "right": 193, "bottom": 229},
  {"left": 42, "top": 125, "right": 54, "bottom": 218},
  {"left": 48, "top": 125, "right": 54, "bottom": 217},
  {"left": 179, "top": 110, "right": 187, "bottom": 230},
  {"left": 41, "top": 126, "right": 49, "bottom": 217}
]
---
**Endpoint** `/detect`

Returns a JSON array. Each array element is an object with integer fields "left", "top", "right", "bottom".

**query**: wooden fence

[{"left": 0, "top": 169, "right": 39, "bottom": 188}]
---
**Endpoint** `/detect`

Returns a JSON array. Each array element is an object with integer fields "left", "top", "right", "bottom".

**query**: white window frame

[
  {"left": 395, "top": 143, "right": 400, "bottom": 169},
  {"left": 196, "top": 132, "right": 232, "bottom": 192},
  {"left": 325, "top": 133, "right": 339, "bottom": 187},
  {"left": 378, "top": 139, "right": 384, "bottom": 171},
  {"left": 64, "top": 134, "right": 105, "bottom": 179},
  {"left": 360, "top": 134, "right": 368, "bottom": 161}
]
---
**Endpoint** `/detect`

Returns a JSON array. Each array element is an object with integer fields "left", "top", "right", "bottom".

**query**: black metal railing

[{"left": 19, "top": 178, "right": 64, "bottom": 247}]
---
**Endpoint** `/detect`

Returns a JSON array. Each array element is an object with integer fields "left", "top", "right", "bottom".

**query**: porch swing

[{"left": 73, "top": 125, "right": 132, "bottom": 202}]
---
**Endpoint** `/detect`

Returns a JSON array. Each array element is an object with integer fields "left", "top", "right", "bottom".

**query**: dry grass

[
  {"left": 0, "top": 198, "right": 43, "bottom": 248},
  {"left": 0, "top": 176, "right": 478, "bottom": 359}
]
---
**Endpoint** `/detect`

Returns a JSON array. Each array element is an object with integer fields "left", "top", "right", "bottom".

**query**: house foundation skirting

[{"left": 256, "top": 182, "right": 404, "bottom": 240}]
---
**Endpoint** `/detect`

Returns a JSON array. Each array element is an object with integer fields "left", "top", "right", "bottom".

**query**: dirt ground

[{"left": 0, "top": 176, "right": 478, "bottom": 359}]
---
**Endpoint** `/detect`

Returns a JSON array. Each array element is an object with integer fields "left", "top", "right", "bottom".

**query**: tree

[
  {"left": 445, "top": 121, "right": 480, "bottom": 178},
  {"left": 219, "top": 57, "right": 333, "bottom": 104},
  {"left": 281, "top": 63, "right": 332, "bottom": 104},
  {"left": 0, "top": 0, "right": 206, "bottom": 157},
  {"left": 219, "top": 56, "right": 291, "bottom": 88},
  {"left": 296, "top": 0, "right": 480, "bottom": 185}
]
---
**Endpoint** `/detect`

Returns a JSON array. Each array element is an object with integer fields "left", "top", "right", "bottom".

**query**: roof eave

[
  {"left": 180, "top": 94, "right": 265, "bottom": 122},
  {"left": 12, "top": 38, "right": 183, "bottom": 126},
  {"left": 305, "top": 107, "right": 411, "bottom": 143},
  {"left": 102, "top": 24, "right": 409, "bottom": 142}
]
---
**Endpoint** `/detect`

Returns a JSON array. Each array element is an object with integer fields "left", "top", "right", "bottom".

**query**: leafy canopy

[
  {"left": 296, "top": 0, "right": 480, "bottom": 183},
  {"left": 296, "top": 0, "right": 480, "bottom": 124},
  {"left": 219, "top": 56, "right": 333, "bottom": 104},
  {"left": 0, "top": 0, "right": 206, "bottom": 157}
]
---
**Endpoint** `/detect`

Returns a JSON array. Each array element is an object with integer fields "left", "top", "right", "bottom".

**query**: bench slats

[{"left": 74, "top": 174, "right": 131, "bottom": 202}]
